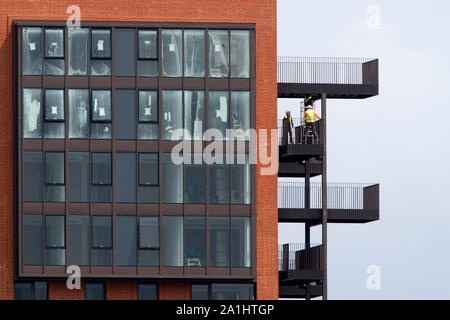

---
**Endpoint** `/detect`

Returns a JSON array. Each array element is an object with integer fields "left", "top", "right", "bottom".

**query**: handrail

[{"left": 277, "top": 56, "right": 378, "bottom": 85}]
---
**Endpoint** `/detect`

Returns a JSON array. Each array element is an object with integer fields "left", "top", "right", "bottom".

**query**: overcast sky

[{"left": 277, "top": 0, "right": 450, "bottom": 299}]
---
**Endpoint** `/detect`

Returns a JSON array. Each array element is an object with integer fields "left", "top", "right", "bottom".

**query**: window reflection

[
  {"left": 184, "top": 91, "right": 204, "bottom": 140},
  {"left": 91, "top": 90, "right": 111, "bottom": 139},
  {"left": 230, "top": 91, "right": 250, "bottom": 141},
  {"left": 91, "top": 29, "right": 111, "bottom": 76},
  {"left": 44, "top": 28, "right": 64, "bottom": 75},
  {"left": 162, "top": 90, "right": 182, "bottom": 140},
  {"left": 44, "top": 89, "right": 65, "bottom": 139},
  {"left": 69, "top": 89, "right": 89, "bottom": 139},
  {"left": 209, "top": 30, "right": 229, "bottom": 78},
  {"left": 68, "top": 28, "right": 89, "bottom": 76},
  {"left": 208, "top": 91, "right": 229, "bottom": 139},
  {"left": 138, "top": 90, "right": 158, "bottom": 140},
  {"left": 230, "top": 30, "right": 250, "bottom": 78},
  {"left": 22, "top": 27, "right": 42, "bottom": 75},
  {"left": 162, "top": 29, "right": 182, "bottom": 77},
  {"left": 23, "top": 88, "right": 42, "bottom": 138},
  {"left": 184, "top": 30, "right": 205, "bottom": 77}
]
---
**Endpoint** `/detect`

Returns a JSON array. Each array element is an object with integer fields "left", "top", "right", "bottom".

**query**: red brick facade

[{"left": 0, "top": 0, "right": 277, "bottom": 300}]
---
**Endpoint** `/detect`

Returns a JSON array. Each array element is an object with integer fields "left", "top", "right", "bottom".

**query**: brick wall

[
  {"left": 159, "top": 282, "right": 190, "bottom": 300},
  {"left": 48, "top": 281, "right": 85, "bottom": 300},
  {"left": 0, "top": 0, "right": 278, "bottom": 300}
]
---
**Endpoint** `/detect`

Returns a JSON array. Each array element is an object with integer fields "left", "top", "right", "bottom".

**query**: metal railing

[
  {"left": 278, "top": 182, "right": 378, "bottom": 210},
  {"left": 278, "top": 243, "right": 324, "bottom": 271},
  {"left": 277, "top": 56, "right": 378, "bottom": 85}
]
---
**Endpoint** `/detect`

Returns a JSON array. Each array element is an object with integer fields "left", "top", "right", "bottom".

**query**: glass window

[
  {"left": 231, "top": 217, "right": 251, "bottom": 268},
  {"left": 138, "top": 153, "right": 159, "bottom": 203},
  {"left": 162, "top": 29, "right": 182, "bottom": 77},
  {"left": 68, "top": 28, "right": 89, "bottom": 76},
  {"left": 184, "top": 30, "right": 205, "bottom": 77},
  {"left": 208, "top": 30, "right": 229, "bottom": 78},
  {"left": 34, "top": 282, "right": 48, "bottom": 300},
  {"left": 230, "top": 30, "right": 250, "bottom": 78},
  {"left": 115, "top": 89, "right": 136, "bottom": 140},
  {"left": 163, "top": 216, "right": 183, "bottom": 267},
  {"left": 138, "top": 216, "right": 159, "bottom": 266},
  {"left": 45, "top": 215, "right": 65, "bottom": 266},
  {"left": 116, "top": 153, "right": 136, "bottom": 203},
  {"left": 138, "top": 29, "right": 158, "bottom": 77},
  {"left": 45, "top": 152, "right": 65, "bottom": 202},
  {"left": 92, "top": 216, "right": 112, "bottom": 266},
  {"left": 23, "top": 88, "right": 42, "bottom": 138},
  {"left": 23, "top": 151, "right": 42, "bottom": 202},
  {"left": 44, "top": 28, "right": 64, "bottom": 58},
  {"left": 69, "top": 152, "right": 89, "bottom": 202},
  {"left": 208, "top": 91, "right": 229, "bottom": 139},
  {"left": 116, "top": 216, "right": 137, "bottom": 266},
  {"left": 91, "top": 29, "right": 111, "bottom": 76},
  {"left": 44, "top": 89, "right": 65, "bottom": 139},
  {"left": 211, "top": 284, "right": 254, "bottom": 300},
  {"left": 138, "top": 284, "right": 158, "bottom": 300},
  {"left": 209, "top": 164, "right": 230, "bottom": 204},
  {"left": 185, "top": 216, "right": 206, "bottom": 267},
  {"left": 230, "top": 91, "right": 250, "bottom": 141},
  {"left": 185, "top": 156, "right": 205, "bottom": 204},
  {"left": 138, "top": 90, "right": 158, "bottom": 140},
  {"left": 162, "top": 90, "right": 182, "bottom": 140},
  {"left": 114, "top": 28, "right": 136, "bottom": 76},
  {"left": 162, "top": 153, "right": 183, "bottom": 203},
  {"left": 231, "top": 154, "right": 250, "bottom": 204},
  {"left": 85, "top": 283, "right": 105, "bottom": 300},
  {"left": 92, "top": 153, "right": 112, "bottom": 202},
  {"left": 14, "top": 283, "right": 32, "bottom": 300},
  {"left": 92, "top": 29, "right": 111, "bottom": 58},
  {"left": 184, "top": 91, "right": 204, "bottom": 140},
  {"left": 69, "top": 215, "right": 90, "bottom": 266},
  {"left": 209, "top": 217, "right": 230, "bottom": 267},
  {"left": 44, "top": 28, "right": 64, "bottom": 75},
  {"left": 69, "top": 89, "right": 89, "bottom": 139},
  {"left": 23, "top": 214, "right": 43, "bottom": 266},
  {"left": 191, "top": 285, "right": 209, "bottom": 300},
  {"left": 22, "top": 27, "right": 42, "bottom": 75},
  {"left": 91, "top": 90, "right": 111, "bottom": 139}
]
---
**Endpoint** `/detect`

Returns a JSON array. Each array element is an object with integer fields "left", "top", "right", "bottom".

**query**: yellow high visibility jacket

[
  {"left": 305, "top": 109, "right": 320, "bottom": 123},
  {"left": 283, "top": 114, "right": 293, "bottom": 127}
]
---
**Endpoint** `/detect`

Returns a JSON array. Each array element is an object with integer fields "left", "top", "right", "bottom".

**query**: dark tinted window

[
  {"left": 209, "top": 217, "right": 230, "bottom": 267},
  {"left": 163, "top": 216, "right": 183, "bottom": 267},
  {"left": 116, "top": 215, "right": 137, "bottom": 266},
  {"left": 185, "top": 216, "right": 206, "bottom": 267},
  {"left": 69, "top": 152, "right": 90, "bottom": 202},
  {"left": 115, "top": 89, "right": 136, "bottom": 139},
  {"left": 116, "top": 153, "right": 136, "bottom": 203},
  {"left": 45, "top": 215, "right": 65, "bottom": 266},
  {"left": 163, "top": 153, "right": 183, "bottom": 203},
  {"left": 34, "top": 282, "right": 48, "bottom": 300},
  {"left": 138, "top": 216, "right": 159, "bottom": 267},
  {"left": 211, "top": 284, "right": 254, "bottom": 300},
  {"left": 185, "top": 159, "right": 205, "bottom": 204},
  {"left": 138, "top": 284, "right": 158, "bottom": 300},
  {"left": 231, "top": 217, "right": 251, "bottom": 268},
  {"left": 92, "top": 153, "right": 112, "bottom": 202},
  {"left": 138, "top": 153, "right": 159, "bottom": 203},
  {"left": 69, "top": 215, "right": 90, "bottom": 266},
  {"left": 45, "top": 152, "right": 65, "bottom": 202},
  {"left": 209, "top": 165, "right": 230, "bottom": 204},
  {"left": 92, "top": 216, "right": 112, "bottom": 266},
  {"left": 114, "top": 28, "right": 136, "bottom": 76},
  {"left": 14, "top": 283, "right": 32, "bottom": 300},
  {"left": 23, "top": 215, "right": 43, "bottom": 265},
  {"left": 191, "top": 285, "right": 209, "bottom": 300},
  {"left": 23, "top": 151, "right": 42, "bottom": 202},
  {"left": 85, "top": 283, "right": 105, "bottom": 300}
]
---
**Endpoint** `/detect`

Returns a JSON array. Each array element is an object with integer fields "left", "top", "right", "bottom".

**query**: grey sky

[{"left": 277, "top": 0, "right": 450, "bottom": 299}]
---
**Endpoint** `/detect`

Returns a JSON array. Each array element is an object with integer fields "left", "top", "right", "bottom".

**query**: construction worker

[
  {"left": 283, "top": 110, "right": 293, "bottom": 144},
  {"left": 304, "top": 105, "right": 321, "bottom": 143}
]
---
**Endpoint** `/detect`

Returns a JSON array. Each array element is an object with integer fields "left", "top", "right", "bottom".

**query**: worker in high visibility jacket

[
  {"left": 304, "top": 105, "right": 321, "bottom": 142},
  {"left": 283, "top": 110, "right": 293, "bottom": 144}
]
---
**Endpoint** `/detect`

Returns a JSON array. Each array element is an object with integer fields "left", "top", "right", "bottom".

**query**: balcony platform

[
  {"left": 278, "top": 161, "right": 322, "bottom": 178},
  {"left": 278, "top": 183, "right": 380, "bottom": 225},
  {"left": 277, "top": 57, "right": 379, "bottom": 99},
  {"left": 279, "top": 143, "right": 323, "bottom": 163},
  {"left": 279, "top": 284, "right": 323, "bottom": 299}
]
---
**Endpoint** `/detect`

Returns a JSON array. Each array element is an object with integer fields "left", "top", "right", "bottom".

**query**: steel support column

[{"left": 321, "top": 93, "right": 328, "bottom": 300}]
